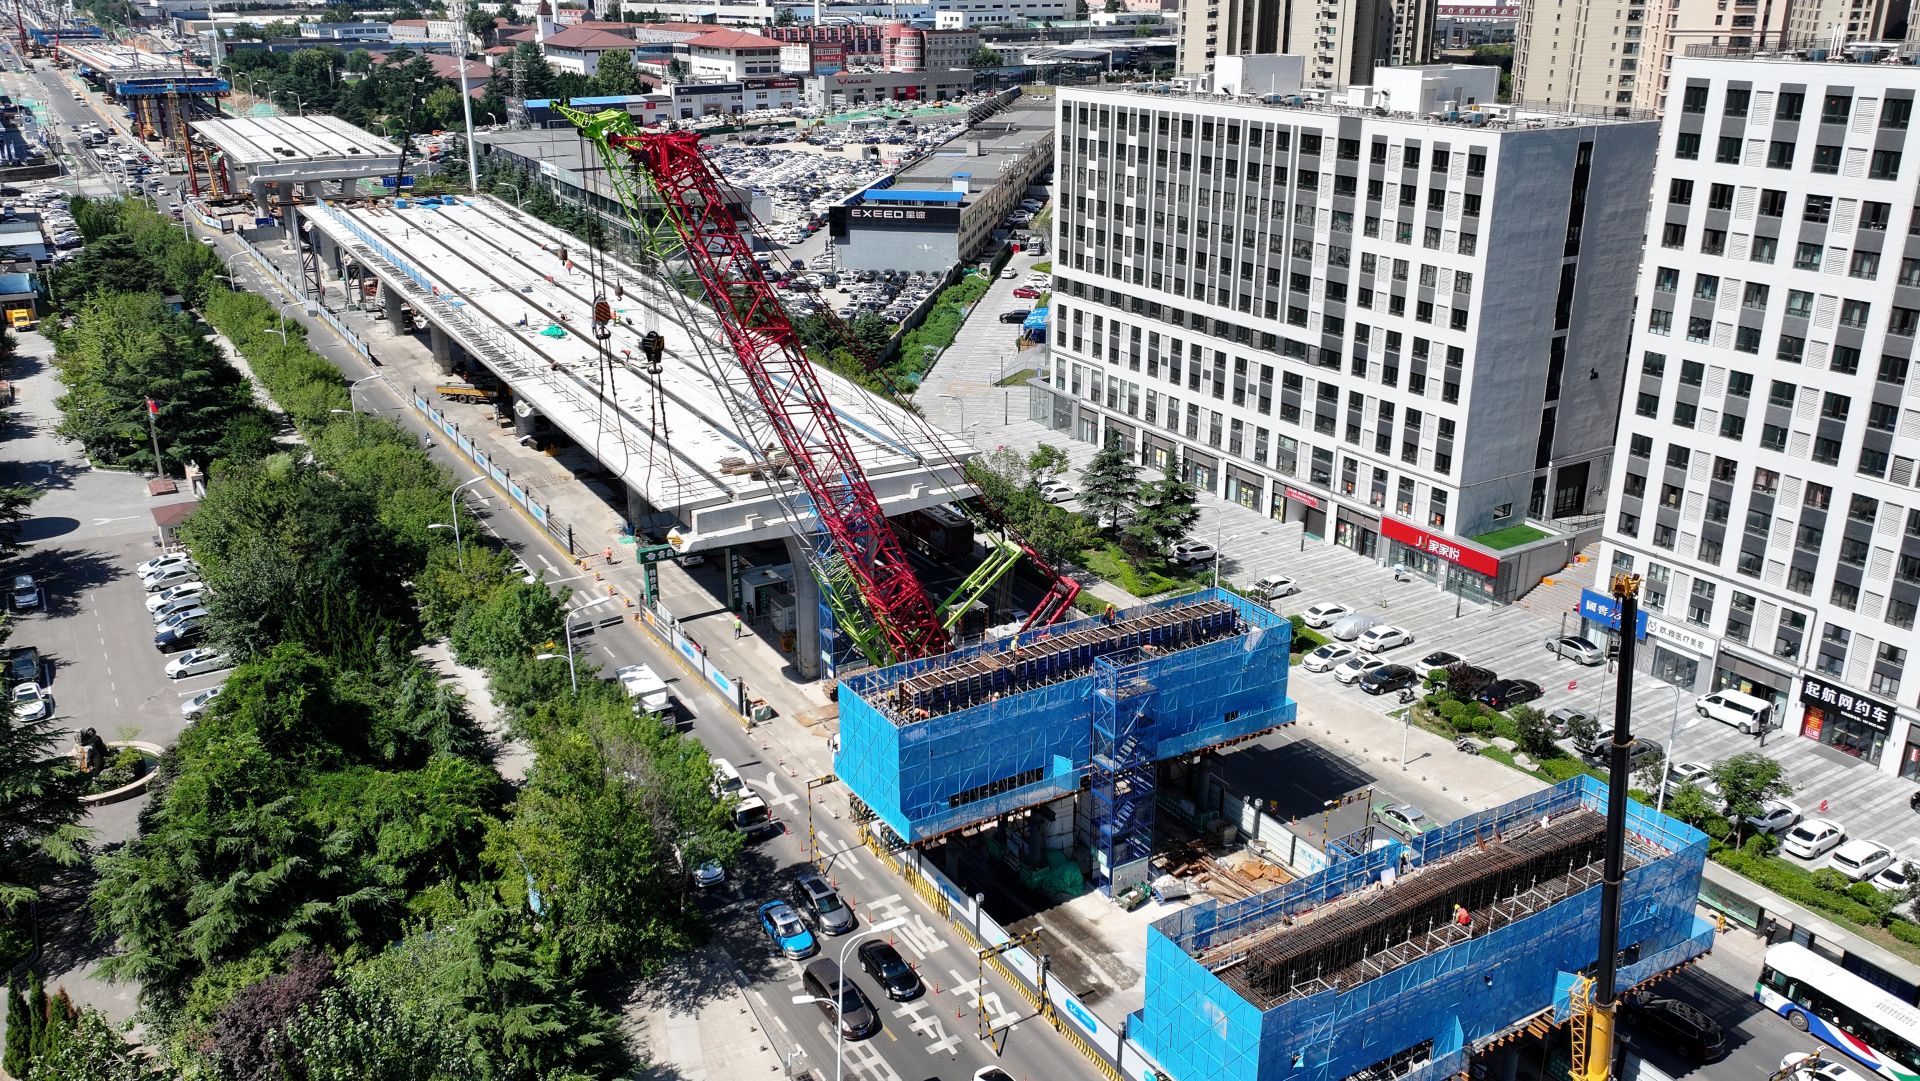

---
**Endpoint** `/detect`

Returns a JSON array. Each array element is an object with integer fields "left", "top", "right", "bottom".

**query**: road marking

[
  {"left": 859, "top": 894, "right": 948, "bottom": 958},
  {"left": 536, "top": 553, "right": 558, "bottom": 573},
  {"left": 945, "top": 971, "right": 1019, "bottom": 1033},
  {"left": 751, "top": 771, "right": 799, "bottom": 811},
  {"left": 895, "top": 998, "right": 961, "bottom": 1056}
]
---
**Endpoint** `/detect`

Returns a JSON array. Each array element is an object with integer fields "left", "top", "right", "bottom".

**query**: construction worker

[
  {"left": 733, "top": 614, "right": 744, "bottom": 639},
  {"left": 1454, "top": 904, "right": 1473, "bottom": 929}
]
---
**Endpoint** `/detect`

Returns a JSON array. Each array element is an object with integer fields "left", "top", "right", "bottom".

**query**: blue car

[{"left": 759, "top": 900, "right": 817, "bottom": 959}]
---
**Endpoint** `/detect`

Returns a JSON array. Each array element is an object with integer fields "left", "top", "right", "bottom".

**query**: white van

[
  {"left": 1694, "top": 688, "right": 1776, "bottom": 735},
  {"left": 615, "top": 663, "right": 671, "bottom": 714},
  {"left": 710, "top": 758, "right": 746, "bottom": 800}
]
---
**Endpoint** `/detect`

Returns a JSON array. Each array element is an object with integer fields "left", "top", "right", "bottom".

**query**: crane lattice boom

[{"left": 609, "top": 129, "right": 951, "bottom": 662}]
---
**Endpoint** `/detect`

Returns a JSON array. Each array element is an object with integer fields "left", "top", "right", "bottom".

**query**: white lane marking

[
  {"left": 895, "top": 998, "right": 961, "bottom": 1057},
  {"left": 859, "top": 894, "right": 948, "bottom": 959},
  {"left": 750, "top": 771, "right": 799, "bottom": 812}
]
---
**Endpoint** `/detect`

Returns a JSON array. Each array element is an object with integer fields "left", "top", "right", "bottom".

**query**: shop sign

[
  {"left": 1283, "top": 486, "right": 1321, "bottom": 510},
  {"left": 1646, "top": 616, "right": 1713, "bottom": 657},
  {"left": 1379, "top": 518, "right": 1500, "bottom": 577},
  {"left": 1798, "top": 675, "right": 1895, "bottom": 731},
  {"left": 1579, "top": 588, "right": 1648, "bottom": 639}
]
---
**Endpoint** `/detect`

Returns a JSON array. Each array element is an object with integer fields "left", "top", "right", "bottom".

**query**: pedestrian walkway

[{"left": 621, "top": 944, "right": 793, "bottom": 1081}]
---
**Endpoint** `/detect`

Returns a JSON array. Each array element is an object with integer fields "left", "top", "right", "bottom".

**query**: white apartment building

[
  {"left": 1597, "top": 48, "right": 1920, "bottom": 780},
  {"left": 1042, "top": 66, "right": 1659, "bottom": 603}
]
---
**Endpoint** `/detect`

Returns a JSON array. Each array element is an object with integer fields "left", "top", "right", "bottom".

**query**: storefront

[
  {"left": 1711, "top": 649, "right": 1793, "bottom": 718},
  {"left": 1898, "top": 719, "right": 1920, "bottom": 781},
  {"left": 1335, "top": 505, "right": 1381, "bottom": 559},
  {"left": 1578, "top": 588, "right": 1648, "bottom": 654},
  {"left": 1181, "top": 449, "right": 1220, "bottom": 496},
  {"left": 1797, "top": 674, "right": 1896, "bottom": 765},
  {"left": 1273, "top": 484, "right": 1327, "bottom": 539},
  {"left": 1223, "top": 466, "right": 1264, "bottom": 511},
  {"left": 1380, "top": 517, "right": 1498, "bottom": 601},
  {"left": 1643, "top": 617, "right": 1714, "bottom": 692}
]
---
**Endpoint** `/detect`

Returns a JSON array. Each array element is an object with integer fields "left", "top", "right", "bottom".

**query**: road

[{"left": 213, "top": 235, "right": 1103, "bottom": 1081}]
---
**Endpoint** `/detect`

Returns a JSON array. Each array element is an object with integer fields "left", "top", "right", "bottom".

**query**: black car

[
  {"left": 7, "top": 645, "right": 40, "bottom": 684},
  {"left": 1582, "top": 730, "right": 1665, "bottom": 769},
  {"left": 153, "top": 623, "right": 205, "bottom": 653},
  {"left": 1625, "top": 995, "right": 1725, "bottom": 1062},
  {"left": 998, "top": 309, "right": 1031, "bottom": 323},
  {"left": 857, "top": 940, "right": 923, "bottom": 1000},
  {"left": 1427, "top": 663, "right": 1496, "bottom": 689},
  {"left": 1359, "top": 664, "right": 1418, "bottom": 695},
  {"left": 1418, "top": 650, "right": 1463, "bottom": 671},
  {"left": 1474, "top": 679, "right": 1543, "bottom": 710}
]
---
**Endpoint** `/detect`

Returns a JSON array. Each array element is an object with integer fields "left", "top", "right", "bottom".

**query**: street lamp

[
  {"left": 1654, "top": 681, "right": 1688, "bottom": 816},
  {"left": 445, "top": 475, "right": 488, "bottom": 572},
  {"left": 348, "top": 372, "right": 386, "bottom": 410},
  {"left": 1212, "top": 525, "right": 1275, "bottom": 589},
  {"left": 275, "top": 299, "right": 313, "bottom": 342},
  {"left": 274, "top": 88, "right": 305, "bottom": 116},
  {"left": 790, "top": 918, "right": 908, "bottom": 1081},
  {"left": 939, "top": 393, "right": 966, "bottom": 435},
  {"left": 494, "top": 180, "right": 524, "bottom": 209},
  {"left": 539, "top": 595, "right": 618, "bottom": 693}
]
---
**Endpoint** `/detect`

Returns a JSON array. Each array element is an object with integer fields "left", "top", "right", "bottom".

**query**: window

[
  {"left": 1822, "top": 392, "right": 1851, "bottom": 421},
  {"left": 1850, "top": 250, "right": 1879, "bottom": 279},
  {"left": 1648, "top": 309, "right": 1673, "bottom": 335},
  {"left": 1760, "top": 423, "right": 1789, "bottom": 451},
  {"left": 1702, "top": 229, "right": 1726, "bottom": 255},
  {"left": 1693, "top": 275, "right": 1719, "bottom": 301},
  {"left": 1717, "top": 136, "right": 1742, "bottom": 164},
  {"left": 1681, "top": 84, "right": 1709, "bottom": 113},
  {"left": 1880, "top": 353, "right": 1910, "bottom": 384},
  {"left": 1728, "top": 371, "right": 1752, "bottom": 398},
  {"left": 1862, "top": 201, "right": 1891, "bottom": 230},
  {"left": 1840, "top": 537, "right": 1870, "bottom": 566},
  {"left": 1709, "top": 183, "right": 1734, "bottom": 210},
  {"left": 1805, "top": 195, "right": 1832, "bottom": 223},
  {"left": 1688, "top": 579, "right": 1716, "bottom": 626},
  {"left": 1725, "top": 88, "right": 1750, "bottom": 116},
  {"left": 1847, "top": 493, "right": 1877, "bottom": 523},
  {"left": 1777, "top": 335, "right": 1806, "bottom": 363},
  {"left": 1768, "top": 141, "right": 1795, "bottom": 169},
  {"left": 1667, "top": 445, "right": 1691, "bottom": 469},
  {"left": 1721, "top": 413, "right": 1746, "bottom": 440},
  {"left": 1636, "top": 392, "right": 1660, "bottom": 418},
  {"left": 1871, "top": 149, "right": 1903, "bottom": 180},
  {"left": 1813, "top": 436, "right": 1842, "bottom": 465},
  {"left": 1769, "top": 380, "right": 1797, "bottom": 408},
  {"left": 1832, "top": 580, "right": 1859, "bottom": 611},
  {"left": 1662, "top": 222, "right": 1688, "bottom": 248},
  {"left": 1778, "top": 92, "right": 1804, "bottom": 120},
  {"left": 1804, "top": 482, "right": 1831, "bottom": 510},
  {"left": 1888, "top": 308, "right": 1919, "bottom": 337},
  {"left": 1840, "top": 299, "right": 1871, "bottom": 328},
  {"left": 1680, "top": 360, "right": 1704, "bottom": 387},
  {"left": 1752, "top": 236, "right": 1777, "bottom": 263},
  {"left": 1643, "top": 352, "right": 1667, "bottom": 378},
  {"left": 1655, "top": 267, "right": 1679, "bottom": 292},
  {"left": 1786, "top": 290, "right": 1814, "bottom": 318},
  {"left": 1812, "top": 144, "right": 1842, "bottom": 174},
  {"left": 1630, "top": 433, "right": 1653, "bottom": 459},
  {"left": 1787, "top": 566, "right": 1815, "bottom": 596},
  {"left": 1832, "top": 345, "right": 1861, "bottom": 375},
  {"left": 1882, "top": 97, "right": 1912, "bottom": 129},
  {"left": 1744, "top": 282, "right": 1770, "bottom": 310},
  {"left": 1736, "top": 326, "right": 1762, "bottom": 354},
  {"left": 1869, "top": 401, "right": 1899, "bottom": 431},
  {"left": 1794, "top": 243, "right": 1822, "bottom": 271},
  {"left": 1822, "top": 94, "right": 1852, "bottom": 123},
  {"left": 1675, "top": 132, "right": 1701, "bottom": 160},
  {"left": 1759, "top": 189, "right": 1787, "bottom": 217},
  {"left": 1674, "top": 401, "right": 1698, "bottom": 428},
  {"left": 1687, "top": 317, "right": 1712, "bottom": 343}
]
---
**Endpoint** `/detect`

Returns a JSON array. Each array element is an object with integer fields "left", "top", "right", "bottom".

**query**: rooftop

[
  {"left": 687, "top": 28, "right": 787, "bottom": 49},
  {"left": 188, "top": 115, "right": 401, "bottom": 178},
  {"left": 542, "top": 25, "right": 641, "bottom": 50},
  {"left": 1683, "top": 36, "right": 1920, "bottom": 66},
  {"left": 889, "top": 95, "right": 1054, "bottom": 195},
  {"left": 1067, "top": 81, "right": 1655, "bottom": 130}
]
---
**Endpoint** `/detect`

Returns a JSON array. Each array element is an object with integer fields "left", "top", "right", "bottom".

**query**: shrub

[
  {"left": 1715, "top": 849, "right": 1880, "bottom": 926},
  {"left": 1811, "top": 868, "right": 1852, "bottom": 894},
  {"left": 1892, "top": 920, "right": 1920, "bottom": 947},
  {"left": 1539, "top": 758, "right": 1594, "bottom": 783}
]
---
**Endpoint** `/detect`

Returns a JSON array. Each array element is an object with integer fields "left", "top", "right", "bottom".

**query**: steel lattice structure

[{"left": 607, "top": 129, "right": 951, "bottom": 662}]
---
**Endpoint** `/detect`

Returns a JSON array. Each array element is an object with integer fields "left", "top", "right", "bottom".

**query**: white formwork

[
  {"left": 188, "top": 116, "right": 402, "bottom": 182},
  {"left": 300, "top": 194, "right": 972, "bottom": 551}
]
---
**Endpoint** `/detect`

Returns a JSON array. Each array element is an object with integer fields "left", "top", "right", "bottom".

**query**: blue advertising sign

[{"left": 1579, "top": 588, "right": 1648, "bottom": 639}]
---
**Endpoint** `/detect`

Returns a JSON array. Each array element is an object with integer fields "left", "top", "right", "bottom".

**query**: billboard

[
  {"left": 812, "top": 43, "right": 845, "bottom": 75},
  {"left": 832, "top": 204, "right": 962, "bottom": 232}
]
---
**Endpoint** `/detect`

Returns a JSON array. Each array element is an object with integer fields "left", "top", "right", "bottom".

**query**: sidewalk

[{"left": 620, "top": 945, "right": 794, "bottom": 1081}]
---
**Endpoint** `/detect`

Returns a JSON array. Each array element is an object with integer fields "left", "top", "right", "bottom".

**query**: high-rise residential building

[
  {"left": 1514, "top": 0, "right": 1790, "bottom": 115},
  {"left": 1040, "top": 65, "right": 1658, "bottom": 603},
  {"left": 1176, "top": 0, "right": 1438, "bottom": 87},
  {"left": 1594, "top": 48, "right": 1920, "bottom": 779}
]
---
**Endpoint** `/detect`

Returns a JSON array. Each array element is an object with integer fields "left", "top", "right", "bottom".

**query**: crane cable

[{"left": 582, "top": 226, "right": 633, "bottom": 480}]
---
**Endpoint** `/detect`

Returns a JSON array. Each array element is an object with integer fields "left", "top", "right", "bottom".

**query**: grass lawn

[
  {"left": 997, "top": 367, "right": 1038, "bottom": 386},
  {"left": 1471, "top": 524, "right": 1551, "bottom": 550},
  {"left": 1081, "top": 541, "right": 1201, "bottom": 598}
]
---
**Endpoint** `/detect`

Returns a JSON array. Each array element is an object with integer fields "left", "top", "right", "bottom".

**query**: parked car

[
  {"left": 1782, "top": 819, "right": 1846, "bottom": 860},
  {"left": 758, "top": 900, "right": 818, "bottom": 959},
  {"left": 165, "top": 647, "right": 230, "bottom": 680},
  {"left": 1301, "top": 602, "right": 1351, "bottom": 628},
  {"left": 135, "top": 550, "right": 192, "bottom": 577},
  {"left": 1302, "top": 643, "right": 1356, "bottom": 673},
  {"left": 143, "top": 564, "right": 196, "bottom": 592},
  {"left": 1168, "top": 540, "right": 1218, "bottom": 565},
  {"left": 1545, "top": 706, "right": 1597, "bottom": 739},
  {"left": 1356, "top": 625, "right": 1414, "bottom": 653},
  {"left": 1830, "top": 839, "right": 1895, "bottom": 881},
  {"left": 10, "top": 574, "right": 40, "bottom": 611},
  {"left": 999, "top": 268, "right": 1017, "bottom": 279},
  {"left": 1373, "top": 802, "right": 1435, "bottom": 838},
  {"left": 1012, "top": 286, "right": 1041, "bottom": 299},
  {"left": 1418, "top": 650, "right": 1463, "bottom": 671},
  {"left": 1328, "top": 613, "right": 1382, "bottom": 641},
  {"left": 1625, "top": 995, "right": 1725, "bottom": 1063},
  {"left": 146, "top": 580, "right": 206, "bottom": 613},
  {"left": 151, "top": 593, "right": 207, "bottom": 625},
  {"left": 615, "top": 663, "right": 672, "bottom": 715},
  {"left": 1359, "top": 664, "right": 1418, "bottom": 695},
  {"left": 857, "top": 939, "right": 924, "bottom": 1000},
  {"left": 1252, "top": 573, "right": 1298, "bottom": 600},
  {"left": 1745, "top": 798, "right": 1804, "bottom": 835},
  {"left": 1332, "top": 655, "right": 1388, "bottom": 685},
  {"left": 10, "top": 681, "right": 49, "bottom": 721},
  {"left": 181, "top": 685, "right": 222, "bottom": 720},
  {"left": 153, "top": 622, "right": 205, "bottom": 653},
  {"left": 800, "top": 958, "right": 878, "bottom": 1039},
  {"left": 1544, "top": 635, "right": 1606, "bottom": 666},
  {"left": 1694, "top": 688, "right": 1777, "bottom": 735},
  {"left": 1475, "top": 679, "right": 1543, "bottom": 710},
  {"left": 1038, "top": 480, "right": 1076, "bottom": 503},
  {"left": 1582, "top": 730, "right": 1664, "bottom": 769},
  {"left": 154, "top": 606, "right": 208, "bottom": 635},
  {"left": 997, "top": 309, "right": 1031, "bottom": 323},
  {"left": 1664, "top": 761, "right": 1722, "bottom": 801},
  {"left": 6, "top": 646, "right": 39, "bottom": 684},
  {"left": 1869, "top": 857, "right": 1914, "bottom": 894},
  {"left": 789, "top": 871, "right": 856, "bottom": 935}
]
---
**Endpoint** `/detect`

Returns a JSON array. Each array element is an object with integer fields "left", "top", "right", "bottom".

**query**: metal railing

[{"left": 1684, "top": 35, "right": 1920, "bottom": 61}]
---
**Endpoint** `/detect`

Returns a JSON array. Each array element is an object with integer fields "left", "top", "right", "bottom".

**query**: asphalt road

[{"left": 214, "top": 237, "right": 1103, "bottom": 1081}]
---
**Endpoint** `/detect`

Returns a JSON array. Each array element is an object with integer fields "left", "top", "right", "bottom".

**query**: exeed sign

[{"left": 830, "top": 203, "right": 962, "bottom": 232}]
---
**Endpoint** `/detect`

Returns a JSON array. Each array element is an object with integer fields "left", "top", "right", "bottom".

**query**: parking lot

[{"left": 4, "top": 331, "right": 216, "bottom": 843}]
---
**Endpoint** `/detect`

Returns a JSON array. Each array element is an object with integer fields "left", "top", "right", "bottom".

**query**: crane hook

[
  {"left": 640, "top": 330, "right": 666, "bottom": 374},
  {"left": 592, "top": 296, "right": 614, "bottom": 340}
]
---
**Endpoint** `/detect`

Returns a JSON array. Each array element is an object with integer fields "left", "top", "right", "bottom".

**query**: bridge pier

[
  {"left": 783, "top": 534, "right": 821, "bottom": 680},
  {"left": 428, "top": 324, "right": 457, "bottom": 377},
  {"left": 382, "top": 282, "right": 406, "bottom": 327}
]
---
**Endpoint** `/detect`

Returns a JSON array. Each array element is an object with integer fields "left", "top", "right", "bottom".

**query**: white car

[
  {"left": 1301, "top": 602, "right": 1351, "bottom": 628},
  {"left": 1745, "top": 798, "right": 1803, "bottom": 835},
  {"left": 136, "top": 550, "right": 193, "bottom": 577},
  {"left": 1168, "top": 540, "right": 1218, "bottom": 565},
  {"left": 146, "top": 580, "right": 206, "bottom": 613},
  {"left": 142, "top": 564, "right": 196, "bottom": 592},
  {"left": 1664, "top": 761, "right": 1722, "bottom": 801},
  {"left": 1783, "top": 819, "right": 1846, "bottom": 860},
  {"left": 10, "top": 681, "right": 50, "bottom": 721},
  {"left": 1037, "top": 480, "right": 1076, "bottom": 503},
  {"left": 151, "top": 593, "right": 207, "bottom": 624},
  {"left": 1870, "top": 857, "right": 1914, "bottom": 894},
  {"left": 1332, "top": 655, "right": 1388, "bottom": 685},
  {"left": 181, "top": 685, "right": 222, "bottom": 720},
  {"left": 1252, "top": 573, "right": 1298, "bottom": 600},
  {"left": 1301, "top": 643, "right": 1356, "bottom": 673},
  {"left": 1829, "top": 839, "right": 1895, "bottom": 882},
  {"left": 1781, "top": 1053, "right": 1866, "bottom": 1081},
  {"left": 165, "top": 647, "right": 231, "bottom": 680},
  {"left": 1356, "top": 625, "right": 1414, "bottom": 653}
]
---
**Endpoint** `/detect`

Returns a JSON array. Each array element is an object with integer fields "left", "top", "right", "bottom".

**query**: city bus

[{"left": 1756, "top": 942, "right": 1920, "bottom": 1081}]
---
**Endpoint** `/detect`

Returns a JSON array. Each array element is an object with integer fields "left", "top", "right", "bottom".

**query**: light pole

[
  {"left": 1212, "top": 525, "right": 1275, "bottom": 589},
  {"left": 939, "top": 393, "right": 966, "bottom": 435},
  {"left": 274, "top": 88, "right": 305, "bottom": 116},
  {"left": 450, "top": 0, "right": 480, "bottom": 192},
  {"left": 348, "top": 372, "right": 386, "bottom": 410},
  {"left": 538, "top": 595, "right": 617, "bottom": 693},
  {"left": 790, "top": 918, "right": 907, "bottom": 1081},
  {"left": 494, "top": 180, "right": 524, "bottom": 209},
  {"left": 1654, "top": 681, "right": 1687, "bottom": 816},
  {"left": 446, "top": 475, "right": 487, "bottom": 572},
  {"left": 275, "top": 299, "right": 310, "bottom": 342}
]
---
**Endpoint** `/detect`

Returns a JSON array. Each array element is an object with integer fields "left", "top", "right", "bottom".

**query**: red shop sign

[
  {"left": 1283, "top": 486, "right": 1321, "bottom": 509},
  {"left": 1380, "top": 518, "right": 1500, "bottom": 577}
]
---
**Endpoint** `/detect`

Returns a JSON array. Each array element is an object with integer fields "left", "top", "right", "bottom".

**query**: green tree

[
  {"left": 1563, "top": 709, "right": 1602, "bottom": 756},
  {"left": 1016, "top": 505, "right": 1092, "bottom": 578},
  {"left": 0, "top": 483, "right": 42, "bottom": 552},
  {"left": 591, "top": 48, "right": 639, "bottom": 96},
  {"left": 969, "top": 46, "right": 1003, "bottom": 67},
  {"left": 284, "top": 981, "right": 480, "bottom": 1081},
  {"left": 1026, "top": 443, "right": 1069, "bottom": 485},
  {"left": 3, "top": 978, "right": 28, "bottom": 1078},
  {"left": 464, "top": 5, "right": 495, "bottom": 46},
  {"left": 773, "top": 5, "right": 796, "bottom": 23},
  {"left": 1712, "top": 751, "right": 1792, "bottom": 845},
  {"left": 24, "top": 1005, "right": 160, "bottom": 1081},
  {"left": 448, "top": 578, "right": 566, "bottom": 673},
  {"left": 1, "top": 678, "right": 89, "bottom": 912},
  {"left": 1661, "top": 781, "right": 1721, "bottom": 832},
  {"left": 1078, "top": 441, "right": 1139, "bottom": 529},
  {"left": 1123, "top": 462, "right": 1199, "bottom": 558},
  {"left": 1507, "top": 705, "right": 1559, "bottom": 760}
]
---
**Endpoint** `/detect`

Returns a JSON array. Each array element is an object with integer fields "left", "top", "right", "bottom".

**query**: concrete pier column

[
  {"left": 783, "top": 534, "right": 821, "bottom": 680},
  {"left": 625, "top": 482, "right": 650, "bottom": 537},
  {"left": 382, "top": 282, "right": 406, "bottom": 326},
  {"left": 428, "top": 324, "right": 456, "bottom": 376}
]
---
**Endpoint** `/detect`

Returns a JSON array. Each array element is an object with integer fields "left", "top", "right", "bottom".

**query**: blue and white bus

[{"left": 1757, "top": 943, "right": 1920, "bottom": 1081}]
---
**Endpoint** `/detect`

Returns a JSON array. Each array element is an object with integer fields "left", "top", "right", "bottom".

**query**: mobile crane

[{"left": 558, "top": 103, "right": 1079, "bottom": 666}]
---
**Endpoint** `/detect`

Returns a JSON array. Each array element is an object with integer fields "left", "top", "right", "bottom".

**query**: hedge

[
  {"left": 202, "top": 288, "right": 351, "bottom": 433},
  {"left": 1714, "top": 848, "right": 1885, "bottom": 926}
]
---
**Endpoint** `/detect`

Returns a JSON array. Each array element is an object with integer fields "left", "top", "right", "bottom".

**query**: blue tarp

[
  {"left": 0, "top": 273, "right": 33, "bottom": 296},
  {"left": 1022, "top": 306, "right": 1049, "bottom": 332}
]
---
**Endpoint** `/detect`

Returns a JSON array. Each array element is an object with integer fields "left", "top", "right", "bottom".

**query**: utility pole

[
  {"left": 1583, "top": 570, "right": 1642, "bottom": 1081},
  {"left": 145, "top": 396, "right": 167, "bottom": 479}
]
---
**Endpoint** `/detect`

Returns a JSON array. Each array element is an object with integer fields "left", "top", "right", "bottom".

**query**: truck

[{"left": 615, "top": 663, "right": 672, "bottom": 715}]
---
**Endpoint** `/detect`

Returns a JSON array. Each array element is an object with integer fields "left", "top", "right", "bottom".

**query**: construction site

[{"left": 59, "top": 40, "right": 227, "bottom": 182}]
